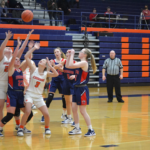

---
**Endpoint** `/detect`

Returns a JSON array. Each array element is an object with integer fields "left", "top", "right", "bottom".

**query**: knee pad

[
  {"left": 1, "top": 113, "right": 14, "bottom": 125},
  {"left": 26, "top": 111, "right": 33, "bottom": 123},
  {"left": 14, "top": 108, "right": 20, "bottom": 117},
  {"left": 62, "top": 95, "right": 66, "bottom": 109},
  {"left": 46, "top": 93, "right": 54, "bottom": 108}
]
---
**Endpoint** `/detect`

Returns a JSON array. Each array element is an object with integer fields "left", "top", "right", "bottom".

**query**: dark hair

[
  {"left": 93, "top": 8, "right": 96, "bottom": 11},
  {"left": 107, "top": 6, "right": 110, "bottom": 9}
]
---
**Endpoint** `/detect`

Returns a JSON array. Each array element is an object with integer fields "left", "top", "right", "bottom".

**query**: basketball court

[{"left": 0, "top": 86, "right": 150, "bottom": 150}]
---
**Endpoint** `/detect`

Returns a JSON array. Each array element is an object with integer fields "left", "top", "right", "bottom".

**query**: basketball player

[
  {"left": 22, "top": 40, "right": 37, "bottom": 109},
  {"left": 41, "top": 47, "right": 67, "bottom": 123},
  {"left": 55, "top": 50, "right": 76, "bottom": 124},
  {"left": 17, "top": 43, "right": 58, "bottom": 136},
  {"left": 0, "top": 37, "right": 33, "bottom": 137},
  {"left": 67, "top": 49, "right": 96, "bottom": 136},
  {"left": 0, "top": 30, "right": 34, "bottom": 131}
]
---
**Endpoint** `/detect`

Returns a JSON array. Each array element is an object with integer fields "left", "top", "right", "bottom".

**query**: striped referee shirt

[{"left": 102, "top": 57, "right": 123, "bottom": 75}]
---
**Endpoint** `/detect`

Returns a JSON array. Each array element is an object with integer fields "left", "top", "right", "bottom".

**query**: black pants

[
  {"left": 142, "top": 19, "right": 150, "bottom": 29},
  {"left": 48, "top": 12, "right": 58, "bottom": 26},
  {"left": 106, "top": 74, "right": 122, "bottom": 102}
]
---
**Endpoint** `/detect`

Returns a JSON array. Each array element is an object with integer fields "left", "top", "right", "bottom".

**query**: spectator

[
  {"left": 0, "top": 0, "right": 10, "bottom": 23},
  {"left": 89, "top": 8, "right": 102, "bottom": 27},
  {"left": 57, "top": 0, "right": 71, "bottom": 15},
  {"left": 142, "top": 5, "right": 150, "bottom": 29},
  {"left": 7, "top": 0, "right": 24, "bottom": 10},
  {"left": 7, "top": 0, "right": 17, "bottom": 8},
  {"left": 89, "top": 8, "right": 97, "bottom": 21},
  {"left": 47, "top": 0, "right": 58, "bottom": 26},
  {"left": 69, "top": 0, "right": 79, "bottom": 8},
  {"left": 11, "top": 5, "right": 23, "bottom": 24},
  {"left": 104, "top": 7, "right": 114, "bottom": 28}
]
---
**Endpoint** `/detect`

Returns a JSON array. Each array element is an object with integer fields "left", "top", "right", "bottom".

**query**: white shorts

[
  {"left": 0, "top": 83, "right": 8, "bottom": 99},
  {"left": 24, "top": 92, "right": 46, "bottom": 108}
]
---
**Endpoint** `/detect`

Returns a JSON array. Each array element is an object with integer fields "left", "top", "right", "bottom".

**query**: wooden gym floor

[{"left": 1, "top": 86, "right": 150, "bottom": 150}]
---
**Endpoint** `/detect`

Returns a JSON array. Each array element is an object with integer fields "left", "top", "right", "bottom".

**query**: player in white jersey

[
  {"left": 0, "top": 30, "right": 34, "bottom": 128},
  {"left": 17, "top": 43, "right": 58, "bottom": 136},
  {"left": 21, "top": 40, "right": 37, "bottom": 109}
]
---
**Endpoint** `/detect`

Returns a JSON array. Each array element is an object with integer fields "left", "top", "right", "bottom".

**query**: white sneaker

[
  {"left": 61, "top": 114, "right": 67, "bottom": 120},
  {"left": 15, "top": 125, "right": 31, "bottom": 134},
  {"left": 45, "top": 128, "right": 51, "bottom": 135},
  {"left": 23, "top": 127, "right": 31, "bottom": 134},
  {"left": 69, "top": 127, "right": 82, "bottom": 135},
  {"left": 61, "top": 118, "right": 73, "bottom": 124},
  {"left": 17, "top": 128, "right": 24, "bottom": 136},
  {"left": 84, "top": 129, "right": 96, "bottom": 137},
  {"left": 32, "top": 104, "right": 36, "bottom": 110}
]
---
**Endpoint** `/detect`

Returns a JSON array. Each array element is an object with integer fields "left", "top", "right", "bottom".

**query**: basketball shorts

[
  {"left": 24, "top": 92, "right": 46, "bottom": 108},
  {"left": 49, "top": 79, "right": 63, "bottom": 94},
  {"left": 7, "top": 90, "right": 24, "bottom": 108},
  {"left": 62, "top": 80, "right": 74, "bottom": 95},
  {"left": 73, "top": 86, "right": 89, "bottom": 105}
]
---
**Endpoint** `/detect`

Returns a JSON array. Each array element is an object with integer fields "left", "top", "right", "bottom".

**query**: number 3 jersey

[
  {"left": 27, "top": 68, "right": 47, "bottom": 95},
  {"left": 8, "top": 68, "right": 24, "bottom": 91},
  {"left": 0, "top": 56, "right": 12, "bottom": 85}
]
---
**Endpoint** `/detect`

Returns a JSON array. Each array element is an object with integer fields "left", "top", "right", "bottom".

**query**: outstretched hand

[
  {"left": 6, "top": 30, "right": 13, "bottom": 40},
  {"left": 46, "top": 57, "right": 52, "bottom": 68},
  {"left": 27, "top": 29, "right": 34, "bottom": 38},
  {"left": 28, "top": 40, "right": 34, "bottom": 48},
  {"left": 34, "top": 42, "right": 40, "bottom": 50},
  {"left": 17, "top": 37, "right": 22, "bottom": 46}
]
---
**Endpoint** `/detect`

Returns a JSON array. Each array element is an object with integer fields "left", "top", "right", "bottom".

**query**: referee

[{"left": 102, "top": 50, "right": 124, "bottom": 103}]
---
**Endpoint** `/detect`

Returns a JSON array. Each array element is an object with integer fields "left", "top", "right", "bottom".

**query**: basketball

[{"left": 21, "top": 10, "right": 33, "bottom": 22}]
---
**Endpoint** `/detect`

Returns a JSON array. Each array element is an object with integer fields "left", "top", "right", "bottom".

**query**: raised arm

[
  {"left": 0, "top": 30, "right": 13, "bottom": 61},
  {"left": 28, "top": 40, "right": 35, "bottom": 50},
  {"left": 67, "top": 50, "right": 87, "bottom": 69},
  {"left": 46, "top": 57, "right": 59, "bottom": 78},
  {"left": 17, "top": 30, "right": 34, "bottom": 59},
  {"left": 8, "top": 37, "right": 22, "bottom": 76},
  {"left": 24, "top": 42, "right": 40, "bottom": 75},
  {"left": 54, "top": 60, "right": 65, "bottom": 72}
]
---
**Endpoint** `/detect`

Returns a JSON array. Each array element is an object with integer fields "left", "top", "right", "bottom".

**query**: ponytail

[
  {"left": 61, "top": 51, "right": 66, "bottom": 59},
  {"left": 84, "top": 48, "right": 97, "bottom": 74},
  {"left": 54, "top": 47, "right": 66, "bottom": 59},
  {"left": 90, "top": 54, "right": 97, "bottom": 74}
]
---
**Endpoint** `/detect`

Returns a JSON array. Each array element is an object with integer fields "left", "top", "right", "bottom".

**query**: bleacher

[
  {"left": 0, "top": 28, "right": 72, "bottom": 65},
  {"left": 99, "top": 35, "right": 150, "bottom": 84},
  {"left": 0, "top": 0, "right": 150, "bottom": 86}
]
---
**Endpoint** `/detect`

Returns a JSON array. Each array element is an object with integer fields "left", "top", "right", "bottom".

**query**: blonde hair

[
  {"left": 83, "top": 48, "right": 97, "bottom": 74},
  {"left": 54, "top": 47, "right": 66, "bottom": 59}
]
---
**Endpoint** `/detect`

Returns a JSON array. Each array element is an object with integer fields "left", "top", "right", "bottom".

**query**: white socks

[
  {"left": 75, "top": 123, "right": 80, "bottom": 129},
  {"left": 88, "top": 125, "right": 93, "bottom": 130},
  {"left": 63, "top": 110, "right": 67, "bottom": 115},
  {"left": 67, "top": 115, "right": 71, "bottom": 119}
]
